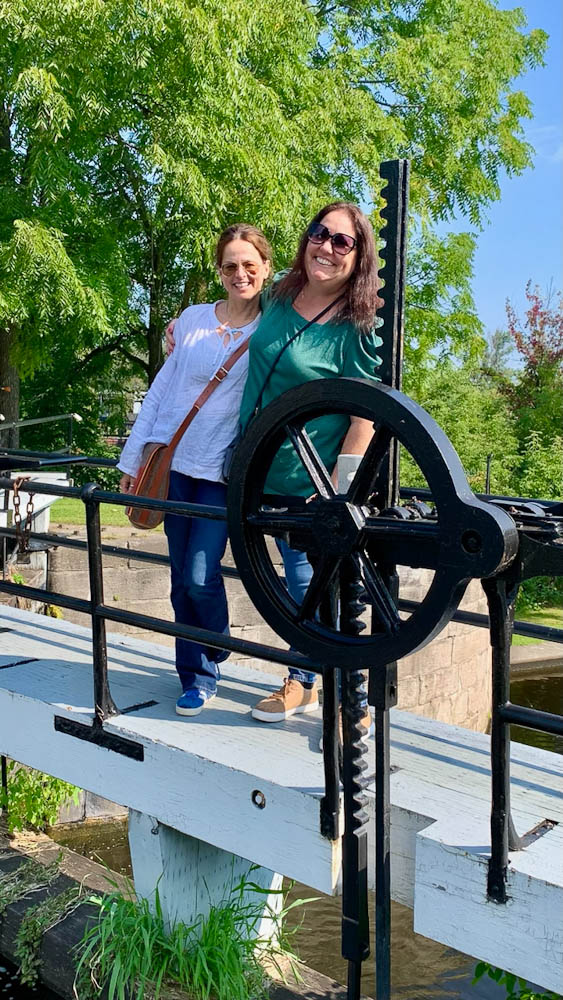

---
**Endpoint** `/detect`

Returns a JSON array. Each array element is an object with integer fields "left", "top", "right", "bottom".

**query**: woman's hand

[
  {"left": 165, "top": 319, "right": 176, "bottom": 356},
  {"left": 119, "top": 473, "right": 137, "bottom": 494}
]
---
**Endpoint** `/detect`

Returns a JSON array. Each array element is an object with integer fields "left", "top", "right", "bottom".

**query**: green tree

[
  {"left": 402, "top": 359, "right": 519, "bottom": 494},
  {"left": 0, "top": 0, "right": 547, "bottom": 424},
  {"left": 505, "top": 283, "right": 563, "bottom": 445},
  {"left": 483, "top": 328, "right": 515, "bottom": 373}
]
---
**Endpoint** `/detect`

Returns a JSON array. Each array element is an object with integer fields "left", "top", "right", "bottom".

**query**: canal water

[{"left": 1, "top": 672, "right": 560, "bottom": 999}]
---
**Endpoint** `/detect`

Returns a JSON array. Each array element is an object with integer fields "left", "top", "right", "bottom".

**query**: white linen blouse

[{"left": 117, "top": 302, "right": 260, "bottom": 483}]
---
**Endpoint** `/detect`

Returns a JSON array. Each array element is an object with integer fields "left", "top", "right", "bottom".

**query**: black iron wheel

[{"left": 228, "top": 379, "right": 518, "bottom": 668}]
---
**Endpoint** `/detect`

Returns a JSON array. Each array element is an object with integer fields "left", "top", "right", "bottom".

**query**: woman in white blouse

[{"left": 118, "top": 225, "right": 272, "bottom": 716}]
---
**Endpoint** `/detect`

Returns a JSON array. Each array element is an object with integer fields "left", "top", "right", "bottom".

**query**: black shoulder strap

[{"left": 251, "top": 294, "right": 345, "bottom": 420}]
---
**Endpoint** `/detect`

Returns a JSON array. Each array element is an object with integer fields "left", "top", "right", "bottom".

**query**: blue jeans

[
  {"left": 164, "top": 473, "right": 230, "bottom": 693},
  {"left": 276, "top": 538, "right": 318, "bottom": 686},
  {"left": 278, "top": 539, "right": 367, "bottom": 707}
]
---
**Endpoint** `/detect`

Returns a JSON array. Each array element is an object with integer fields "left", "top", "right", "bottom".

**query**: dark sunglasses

[{"left": 307, "top": 221, "right": 357, "bottom": 256}]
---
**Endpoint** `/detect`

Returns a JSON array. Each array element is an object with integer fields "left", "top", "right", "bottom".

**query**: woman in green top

[
  {"left": 166, "top": 202, "right": 381, "bottom": 728},
  {"left": 241, "top": 202, "right": 382, "bottom": 727}
]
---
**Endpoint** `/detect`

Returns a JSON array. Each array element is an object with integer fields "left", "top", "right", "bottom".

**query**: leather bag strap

[{"left": 167, "top": 335, "right": 250, "bottom": 454}]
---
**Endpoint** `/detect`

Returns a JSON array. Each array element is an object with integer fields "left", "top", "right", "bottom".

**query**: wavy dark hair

[{"left": 273, "top": 202, "right": 380, "bottom": 332}]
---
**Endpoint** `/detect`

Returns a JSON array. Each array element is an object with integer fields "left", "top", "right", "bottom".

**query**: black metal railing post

[
  {"left": 320, "top": 584, "right": 342, "bottom": 842},
  {"left": 372, "top": 661, "right": 398, "bottom": 1000},
  {"left": 0, "top": 755, "right": 7, "bottom": 815},
  {"left": 81, "top": 483, "right": 118, "bottom": 724},
  {"left": 482, "top": 574, "right": 521, "bottom": 903},
  {"left": 339, "top": 559, "right": 371, "bottom": 1000}
]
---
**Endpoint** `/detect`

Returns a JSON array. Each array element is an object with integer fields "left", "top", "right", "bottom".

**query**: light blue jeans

[
  {"left": 277, "top": 539, "right": 367, "bottom": 707},
  {"left": 276, "top": 538, "right": 319, "bottom": 687}
]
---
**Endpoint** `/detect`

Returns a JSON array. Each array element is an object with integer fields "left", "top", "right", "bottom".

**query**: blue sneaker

[{"left": 176, "top": 687, "right": 216, "bottom": 717}]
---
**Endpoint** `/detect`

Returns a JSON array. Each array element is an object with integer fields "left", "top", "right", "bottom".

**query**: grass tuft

[{"left": 75, "top": 868, "right": 313, "bottom": 1000}]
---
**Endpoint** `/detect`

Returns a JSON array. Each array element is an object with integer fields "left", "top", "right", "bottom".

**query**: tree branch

[{"left": 79, "top": 335, "right": 149, "bottom": 375}]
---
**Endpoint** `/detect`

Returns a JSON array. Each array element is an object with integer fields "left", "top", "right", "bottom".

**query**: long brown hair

[
  {"left": 215, "top": 223, "right": 273, "bottom": 269},
  {"left": 274, "top": 202, "right": 380, "bottom": 333}
]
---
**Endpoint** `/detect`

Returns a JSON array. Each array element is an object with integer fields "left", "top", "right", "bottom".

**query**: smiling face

[
  {"left": 303, "top": 208, "right": 358, "bottom": 294},
  {"left": 218, "top": 238, "right": 271, "bottom": 305}
]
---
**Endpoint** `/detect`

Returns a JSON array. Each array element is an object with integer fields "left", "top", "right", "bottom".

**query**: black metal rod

[
  {"left": 96, "top": 603, "right": 329, "bottom": 674},
  {"left": 341, "top": 668, "right": 370, "bottom": 998},
  {"left": 1, "top": 521, "right": 561, "bottom": 644},
  {"left": 399, "top": 485, "right": 562, "bottom": 510},
  {"left": 0, "top": 755, "right": 7, "bottom": 814},
  {"left": 374, "top": 704, "right": 391, "bottom": 998},
  {"left": 82, "top": 485, "right": 117, "bottom": 723},
  {"left": 399, "top": 597, "right": 563, "bottom": 644},
  {"left": 499, "top": 703, "right": 563, "bottom": 736},
  {"left": 1, "top": 464, "right": 560, "bottom": 511},
  {"left": 0, "top": 579, "right": 91, "bottom": 614},
  {"left": 0, "top": 448, "right": 116, "bottom": 467},
  {"left": 320, "top": 666, "right": 340, "bottom": 841},
  {"left": 339, "top": 561, "right": 370, "bottom": 1000},
  {"left": 483, "top": 576, "right": 518, "bottom": 903}
]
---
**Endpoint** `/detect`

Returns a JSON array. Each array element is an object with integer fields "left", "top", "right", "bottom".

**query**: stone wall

[{"left": 47, "top": 526, "right": 491, "bottom": 732}]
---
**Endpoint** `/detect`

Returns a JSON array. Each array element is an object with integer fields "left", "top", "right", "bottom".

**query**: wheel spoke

[
  {"left": 285, "top": 423, "right": 336, "bottom": 499},
  {"left": 297, "top": 553, "right": 342, "bottom": 622},
  {"left": 346, "top": 426, "right": 393, "bottom": 503},
  {"left": 354, "top": 552, "right": 401, "bottom": 634}
]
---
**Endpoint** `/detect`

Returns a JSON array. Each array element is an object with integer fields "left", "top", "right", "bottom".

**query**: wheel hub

[{"left": 309, "top": 498, "right": 366, "bottom": 557}]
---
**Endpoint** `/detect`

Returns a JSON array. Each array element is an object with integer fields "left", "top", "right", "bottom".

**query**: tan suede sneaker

[
  {"left": 319, "top": 707, "right": 374, "bottom": 751},
  {"left": 252, "top": 678, "right": 319, "bottom": 723}
]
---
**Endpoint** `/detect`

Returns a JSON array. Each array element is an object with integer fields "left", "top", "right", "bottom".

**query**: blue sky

[{"left": 468, "top": 0, "right": 562, "bottom": 335}]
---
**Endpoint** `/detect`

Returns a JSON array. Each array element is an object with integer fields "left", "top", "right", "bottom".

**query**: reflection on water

[
  {"left": 510, "top": 673, "right": 563, "bottom": 755},
  {"left": 0, "top": 961, "right": 58, "bottom": 999}
]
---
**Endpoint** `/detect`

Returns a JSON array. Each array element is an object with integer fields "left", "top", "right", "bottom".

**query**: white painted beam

[{"left": 0, "top": 605, "right": 562, "bottom": 992}]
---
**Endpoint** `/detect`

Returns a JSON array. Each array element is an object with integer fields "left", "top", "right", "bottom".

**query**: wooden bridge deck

[{"left": 0, "top": 604, "right": 562, "bottom": 992}]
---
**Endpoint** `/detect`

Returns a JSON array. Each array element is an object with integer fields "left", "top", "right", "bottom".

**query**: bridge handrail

[{"left": 0, "top": 455, "right": 562, "bottom": 937}]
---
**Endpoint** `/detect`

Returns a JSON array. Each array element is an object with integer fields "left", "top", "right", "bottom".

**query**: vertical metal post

[
  {"left": 340, "top": 560, "right": 370, "bottom": 999},
  {"left": 376, "top": 159, "right": 409, "bottom": 508},
  {"left": 320, "top": 664, "right": 341, "bottom": 841},
  {"left": 81, "top": 483, "right": 117, "bottom": 724},
  {"left": 482, "top": 575, "right": 520, "bottom": 902},
  {"left": 371, "top": 662, "right": 397, "bottom": 999},
  {"left": 1, "top": 755, "right": 8, "bottom": 815},
  {"left": 366, "top": 159, "right": 408, "bottom": 996},
  {"left": 319, "top": 585, "right": 341, "bottom": 842},
  {"left": 485, "top": 453, "right": 493, "bottom": 494}
]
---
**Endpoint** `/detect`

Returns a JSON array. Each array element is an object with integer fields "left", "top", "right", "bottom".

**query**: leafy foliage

[
  {"left": 403, "top": 359, "right": 518, "bottom": 494},
  {"left": 75, "top": 870, "right": 311, "bottom": 1000},
  {"left": 0, "top": 0, "right": 547, "bottom": 415},
  {"left": 15, "top": 884, "right": 84, "bottom": 987},
  {"left": 472, "top": 960, "right": 561, "bottom": 1000},
  {"left": 503, "top": 284, "right": 563, "bottom": 445},
  {"left": 0, "top": 856, "right": 62, "bottom": 919},
  {"left": 0, "top": 760, "right": 79, "bottom": 833}
]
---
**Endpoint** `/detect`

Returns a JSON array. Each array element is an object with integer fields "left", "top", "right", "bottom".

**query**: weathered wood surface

[{"left": 0, "top": 605, "right": 562, "bottom": 992}]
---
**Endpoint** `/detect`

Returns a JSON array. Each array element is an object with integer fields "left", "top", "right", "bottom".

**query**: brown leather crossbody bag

[{"left": 126, "top": 337, "right": 250, "bottom": 529}]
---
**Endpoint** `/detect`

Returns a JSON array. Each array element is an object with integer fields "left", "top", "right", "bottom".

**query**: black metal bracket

[{"left": 54, "top": 716, "right": 144, "bottom": 761}]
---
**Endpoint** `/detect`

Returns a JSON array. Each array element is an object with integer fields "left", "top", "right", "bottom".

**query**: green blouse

[{"left": 239, "top": 294, "right": 383, "bottom": 496}]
